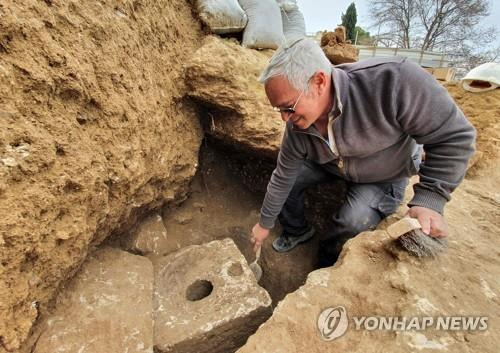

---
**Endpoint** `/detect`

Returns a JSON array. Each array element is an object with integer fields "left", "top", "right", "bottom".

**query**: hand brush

[{"left": 387, "top": 217, "right": 448, "bottom": 257}]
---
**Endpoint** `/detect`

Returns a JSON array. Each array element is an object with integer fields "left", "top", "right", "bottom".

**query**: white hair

[{"left": 258, "top": 38, "right": 332, "bottom": 92}]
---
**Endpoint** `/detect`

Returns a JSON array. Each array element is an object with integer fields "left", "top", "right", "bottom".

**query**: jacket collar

[{"left": 330, "top": 65, "right": 349, "bottom": 117}]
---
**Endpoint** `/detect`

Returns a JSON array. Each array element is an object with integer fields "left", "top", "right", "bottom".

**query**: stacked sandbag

[
  {"left": 462, "top": 62, "right": 500, "bottom": 92},
  {"left": 276, "top": 0, "right": 306, "bottom": 45},
  {"left": 238, "top": 0, "right": 284, "bottom": 49},
  {"left": 195, "top": 0, "right": 248, "bottom": 34}
]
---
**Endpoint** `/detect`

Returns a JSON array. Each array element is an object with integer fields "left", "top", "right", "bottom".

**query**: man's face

[{"left": 265, "top": 74, "right": 324, "bottom": 130}]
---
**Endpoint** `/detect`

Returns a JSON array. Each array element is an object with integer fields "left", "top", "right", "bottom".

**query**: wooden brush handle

[{"left": 387, "top": 217, "right": 422, "bottom": 239}]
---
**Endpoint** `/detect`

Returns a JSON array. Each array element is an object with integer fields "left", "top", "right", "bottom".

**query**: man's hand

[
  {"left": 408, "top": 206, "right": 449, "bottom": 238},
  {"left": 251, "top": 223, "right": 270, "bottom": 252}
]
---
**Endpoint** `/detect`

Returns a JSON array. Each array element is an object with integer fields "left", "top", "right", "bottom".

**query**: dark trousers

[{"left": 277, "top": 160, "right": 408, "bottom": 267}]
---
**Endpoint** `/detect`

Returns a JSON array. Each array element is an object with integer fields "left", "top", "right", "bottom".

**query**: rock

[
  {"left": 0, "top": 0, "right": 204, "bottom": 348},
  {"left": 154, "top": 238, "right": 272, "bottom": 353},
  {"left": 33, "top": 248, "right": 154, "bottom": 353},
  {"left": 184, "top": 36, "right": 284, "bottom": 158},
  {"left": 335, "top": 26, "right": 347, "bottom": 42},
  {"left": 320, "top": 27, "right": 346, "bottom": 46},
  {"left": 124, "top": 213, "right": 168, "bottom": 255},
  {"left": 322, "top": 44, "right": 359, "bottom": 64},
  {"left": 320, "top": 27, "right": 359, "bottom": 64},
  {"left": 237, "top": 171, "right": 500, "bottom": 353},
  {"left": 192, "top": 201, "right": 207, "bottom": 209},
  {"left": 173, "top": 211, "right": 193, "bottom": 225}
]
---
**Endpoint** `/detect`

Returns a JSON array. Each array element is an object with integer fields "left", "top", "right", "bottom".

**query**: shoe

[{"left": 272, "top": 226, "right": 315, "bottom": 253}]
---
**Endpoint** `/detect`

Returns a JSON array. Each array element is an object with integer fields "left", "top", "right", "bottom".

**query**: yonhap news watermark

[{"left": 317, "top": 306, "right": 489, "bottom": 341}]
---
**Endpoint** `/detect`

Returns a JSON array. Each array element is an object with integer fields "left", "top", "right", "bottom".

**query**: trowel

[{"left": 249, "top": 245, "right": 262, "bottom": 282}]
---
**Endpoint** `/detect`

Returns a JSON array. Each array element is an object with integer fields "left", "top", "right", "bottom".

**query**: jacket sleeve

[
  {"left": 259, "top": 125, "right": 306, "bottom": 229},
  {"left": 395, "top": 59, "right": 476, "bottom": 214}
]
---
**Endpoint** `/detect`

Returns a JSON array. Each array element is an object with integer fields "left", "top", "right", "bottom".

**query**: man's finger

[
  {"left": 417, "top": 214, "right": 431, "bottom": 235},
  {"left": 429, "top": 218, "right": 448, "bottom": 238}
]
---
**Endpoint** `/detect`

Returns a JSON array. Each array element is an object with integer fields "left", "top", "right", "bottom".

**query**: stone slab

[
  {"left": 154, "top": 238, "right": 272, "bottom": 353},
  {"left": 33, "top": 247, "right": 154, "bottom": 353}
]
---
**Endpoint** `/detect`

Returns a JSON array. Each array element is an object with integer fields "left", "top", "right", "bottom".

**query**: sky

[{"left": 296, "top": 0, "right": 500, "bottom": 48}]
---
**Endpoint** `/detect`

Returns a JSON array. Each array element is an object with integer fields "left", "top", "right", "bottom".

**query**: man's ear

[{"left": 311, "top": 71, "right": 328, "bottom": 96}]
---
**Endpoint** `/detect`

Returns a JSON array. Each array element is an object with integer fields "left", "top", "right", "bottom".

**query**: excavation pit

[{"left": 32, "top": 144, "right": 339, "bottom": 353}]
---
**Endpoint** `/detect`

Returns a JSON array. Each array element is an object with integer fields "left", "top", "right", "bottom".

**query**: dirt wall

[
  {"left": 0, "top": 1, "right": 204, "bottom": 350},
  {"left": 444, "top": 83, "right": 500, "bottom": 176}
]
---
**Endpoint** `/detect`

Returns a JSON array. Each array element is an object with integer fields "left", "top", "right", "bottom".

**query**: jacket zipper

[
  {"left": 294, "top": 127, "right": 348, "bottom": 176},
  {"left": 326, "top": 116, "right": 344, "bottom": 173}
]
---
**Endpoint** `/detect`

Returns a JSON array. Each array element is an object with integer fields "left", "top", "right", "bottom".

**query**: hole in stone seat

[{"left": 186, "top": 279, "right": 213, "bottom": 301}]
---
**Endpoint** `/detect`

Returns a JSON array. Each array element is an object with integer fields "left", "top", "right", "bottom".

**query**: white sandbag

[
  {"left": 280, "top": 7, "right": 306, "bottom": 45},
  {"left": 462, "top": 62, "right": 500, "bottom": 92},
  {"left": 238, "top": 0, "right": 284, "bottom": 49},
  {"left": 195, "top": 0, "right": 248, "bottom": 34},
  {"left": 276, "top": 0, "right": 298, "bottom": 12}
]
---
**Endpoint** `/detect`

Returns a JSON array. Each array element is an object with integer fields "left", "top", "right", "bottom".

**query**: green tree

[
  {"left": 354, "top": 26, "right": 375, "bottom": 45},
  {"left": 341, "top": 2, "right": 357, "bottom": 42}
]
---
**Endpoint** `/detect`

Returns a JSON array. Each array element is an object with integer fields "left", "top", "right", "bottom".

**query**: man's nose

[{"left": 281, "top": 112, "right": 291, "bottom": 122}]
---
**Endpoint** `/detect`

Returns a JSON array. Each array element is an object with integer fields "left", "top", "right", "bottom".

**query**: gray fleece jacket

[{"left": 259, "top": 57, "right": 476, "bottom": 229}]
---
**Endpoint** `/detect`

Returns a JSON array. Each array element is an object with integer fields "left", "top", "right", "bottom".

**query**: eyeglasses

[{"left": 272, "top": 89, "right": 305, "bottom": 115}]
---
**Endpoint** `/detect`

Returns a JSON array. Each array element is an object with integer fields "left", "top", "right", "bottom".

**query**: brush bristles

[{"left": 398, "top": 229, "right": 448, "bottom": 257}]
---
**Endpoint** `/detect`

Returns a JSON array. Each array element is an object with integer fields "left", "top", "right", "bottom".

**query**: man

[{"left": 250, "top": 38, "right": 476, "bottom": 268}]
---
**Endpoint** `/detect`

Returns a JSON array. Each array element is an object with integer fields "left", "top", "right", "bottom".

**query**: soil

[
  {"left": 444, "top": 83, "right": 500, "bottom": 177},
  {"left": 0, "top": 1, "right": 204, "bottom": 351}
]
